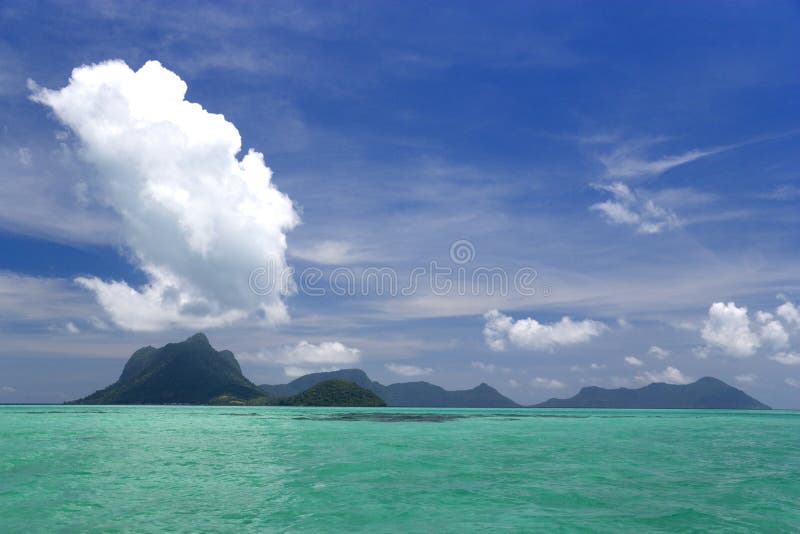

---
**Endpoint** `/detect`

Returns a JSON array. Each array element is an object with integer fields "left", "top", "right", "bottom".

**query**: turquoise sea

[{"left": 1, "top": 406, "right": 798, "bottom": 532}]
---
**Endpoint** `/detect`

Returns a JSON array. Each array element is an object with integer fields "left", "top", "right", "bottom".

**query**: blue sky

[{"left": 1, "top": 1, "right": 800, "bottom": 406}]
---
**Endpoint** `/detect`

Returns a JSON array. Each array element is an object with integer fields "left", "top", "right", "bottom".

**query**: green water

[{"left": 1, "top": 406, "right": 798, "bottom": 532}]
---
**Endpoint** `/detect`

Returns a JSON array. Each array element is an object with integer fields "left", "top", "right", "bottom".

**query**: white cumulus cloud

[
  {"left": 31, "top": 60, "right": 299, "bottom": 331},
  {"left": 770, "top": 352, "right": 800, "bottom": 365},
  {"left": 624, "top": 356, "right": 643, "bottom": 367},
  {"left": 531, "top": 377, "right": 566, "bottom": 389},
  {"left": 777, "top": 300, "right": 800, "bottom": 327},
  {"left": 648, "top": 345, "right": 670, "bottom": 359},
  {"left": 242, "top": 340, "right": 361, "bottom": 378},
  {"left": 385, "top": 363, "right": 433, "bottom": 377},
  {"left": 276, "top": 341, "right": 361, "bottom": 365},
  {"left": 701, "top": 300, "right": 795, "bottom": 358},
  {"left": 635, "top": 366, "right": 691, "bottom": 385},
  {"left": 701, "top": 302, "right": 762, "bottom": 358},
  {"left": 483, "top": 309, "right": 606, "bottom": 352},
  {"left": 471, "top": 361, "right": 496, "bottom": 373}
]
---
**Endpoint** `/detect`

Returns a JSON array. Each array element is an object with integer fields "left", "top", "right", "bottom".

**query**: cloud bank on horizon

[{"left": 31, "top": 60, "right": 299, "bottom": 331}]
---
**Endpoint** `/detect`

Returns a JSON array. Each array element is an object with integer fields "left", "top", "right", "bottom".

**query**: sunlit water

[{"left": 1, "top": 406, "right": 798, "bottom": 532}]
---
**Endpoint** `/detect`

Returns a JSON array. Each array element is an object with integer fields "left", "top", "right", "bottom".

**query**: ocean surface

[{"left": 1, "top": 406, "right": 798, "bottom": 532}]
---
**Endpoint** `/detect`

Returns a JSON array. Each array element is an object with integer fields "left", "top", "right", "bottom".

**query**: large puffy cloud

[
  {"left": 701, "top": 301, "right": 792, "bottom": 358},
  {"left": 31, "top": 60, "right": 299, "bottom": 331},
  {"left": 483, "top": 309, "right": 606, "bottom": 352}
]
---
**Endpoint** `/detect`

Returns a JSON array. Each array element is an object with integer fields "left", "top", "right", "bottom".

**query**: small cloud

[
  {"left": 471, "top": 361, "right": 496, "bottom": 373},
  {"left": 483, "top": 309, "right": 606, "bottom": 352},
  {"left": 770, "top": 352, "right": 800, "bottom": 365},
  {"left": 0, "top": 386, "right": 15, "bottom": 393},
  {"left": 590, "top": 363, "right": 606, "bottom": 370},
  {"left": 508, "top": 379, "right": 520, "bottom": 388},
  {"left": 735, "top": 374, "right": 756, "bottom": 384},
  {"left": 785, "top": 378, "right": 800, "bottom": 388},
  {"left": 243, "top": 341, "right": 362, "bottom": 379},
  {"left": 624, "top": 356, "right": 643, "bottom": 367},
  {"left": 776, "top": 299, "right": 800, "bottom": 327},
  {"left": 531, "top": 377, "right": 566, "bottom": 389},
  {"left": 290, "top": 240, "right": 366, "bottom": 265},
  {"left": 648, "top": 345, "right": 670, "bottom": 360},
  {"left": 672, "top": 320, "right": 700, "bottom": 332},
  {"left": 283, "top": 366, "right": 342, "bottom": 378},
  {"left": 17, "top": 147, "right": 32, "bottom": 167},
  {"left": 590, "top": 182, "right": 679, "bottom": 234},
  {"left": 49, "top": 322, "right": 80, "bottom": 335},
  {"left": 759, "top": 185, "right": 800, "bottom": 201},
  {"left": 636, "top": 366, "right": 691, "bottom": 385},
  {"left": 88, "top": 316, "right": 110, "bottom": 331},
  {"left": 385, "top": 363, "right": 433, "bottom": 377}
]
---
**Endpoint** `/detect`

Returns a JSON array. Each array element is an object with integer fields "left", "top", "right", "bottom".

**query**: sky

[{"left": 1, "top": 1, "right": 800, "bottom": 407}]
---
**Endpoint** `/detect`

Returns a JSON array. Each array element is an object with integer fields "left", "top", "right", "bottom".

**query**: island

[
  {"left": 71, "top": 333, "right": 770, "bottom": 409},
  {"left": 533, "top": 377, "right": 770, "bottom": 409}
]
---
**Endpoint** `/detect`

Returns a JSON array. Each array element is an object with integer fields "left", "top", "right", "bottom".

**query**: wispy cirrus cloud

[
  {"left": 385, "top": 363, "right": 433, "bottom": 377},
  {"left": 290, "top": 240, "right": 371, "bottom": 265},
  {"left": 599, "top": 144, "right": 728, "bottom": 180},
  {"left": 590, "top": 182, "right": 679, "bottom": 234}
]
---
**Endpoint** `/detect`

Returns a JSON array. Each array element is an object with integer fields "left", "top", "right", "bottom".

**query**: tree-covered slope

[{"left": 276, "top": 379, "right": 386, "bottom": 407}]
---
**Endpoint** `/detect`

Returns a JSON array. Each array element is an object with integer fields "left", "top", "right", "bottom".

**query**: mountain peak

[
  {"left": 186, "top": 332, "right": 210, "bottom": 345},
  {"left": 72, "top": 334, "right": 264, "bottom": 404}
]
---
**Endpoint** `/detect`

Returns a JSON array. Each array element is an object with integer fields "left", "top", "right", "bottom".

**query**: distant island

[
  {"left": 71, "top": 333, "right": 769, "bottom": 409},
  {"left": 534, "top": 377, "right": 770, "bottom": 409},
  {"left": 260, "top": 368, "right": 520, "bottom": 408},
  {"left": 275, "top": 379, "right": 386, "bottom": 407}
]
